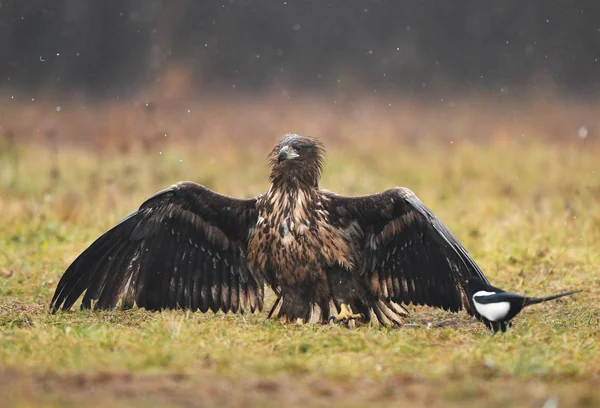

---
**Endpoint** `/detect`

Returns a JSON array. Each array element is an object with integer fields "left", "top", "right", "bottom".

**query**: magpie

[{"left": 465, "top": 277, "right": 582, "bottom": 333}]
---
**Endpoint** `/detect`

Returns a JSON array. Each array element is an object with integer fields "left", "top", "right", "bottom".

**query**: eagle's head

[{"left": 268, "top": 134, "right": 325, "bottom": 188}]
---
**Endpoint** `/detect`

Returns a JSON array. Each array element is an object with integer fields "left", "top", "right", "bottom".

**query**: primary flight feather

[{"left": 50, "top": 133, "right": 502, "bottom": 329}]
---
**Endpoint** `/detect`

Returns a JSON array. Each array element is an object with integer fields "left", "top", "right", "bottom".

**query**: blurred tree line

[{"left": 1, "top": 0, "right": 599, "bottom": 99}]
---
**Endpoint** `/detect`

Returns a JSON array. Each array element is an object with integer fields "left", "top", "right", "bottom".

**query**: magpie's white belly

[{"left": 473, "top": 291, "right": 510, "bottom": 321}]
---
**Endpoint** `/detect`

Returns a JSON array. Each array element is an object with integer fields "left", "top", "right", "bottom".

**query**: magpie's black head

[{"left": 464, "top": 276, "right": 490, "bottom": 295}]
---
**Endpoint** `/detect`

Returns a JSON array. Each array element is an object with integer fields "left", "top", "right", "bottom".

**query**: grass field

[{"left": 1, "top": 100, "right": 599, "bottom": 407}]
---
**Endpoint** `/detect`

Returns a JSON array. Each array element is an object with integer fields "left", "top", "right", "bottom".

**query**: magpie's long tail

[{"left": 524, "top": 290, "right": 582, "bottom": 306}]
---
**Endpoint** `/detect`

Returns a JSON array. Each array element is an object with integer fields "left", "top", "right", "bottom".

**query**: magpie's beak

[{"left": 277, "top": 145, "right": 299, "bottom": 163}]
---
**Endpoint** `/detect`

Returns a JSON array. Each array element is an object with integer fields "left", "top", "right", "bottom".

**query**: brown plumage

[{"left": 49, "top": 133, "right": 500, "bottom": 330}]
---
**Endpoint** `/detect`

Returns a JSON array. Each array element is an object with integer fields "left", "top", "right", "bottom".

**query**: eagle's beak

[{"left": 278, "top": 145, "right": 299, "bottom": 163}]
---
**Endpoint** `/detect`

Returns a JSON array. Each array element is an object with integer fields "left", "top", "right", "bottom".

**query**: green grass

[{"left": 1, "top": 139, "right": 599, "bottom": 407}]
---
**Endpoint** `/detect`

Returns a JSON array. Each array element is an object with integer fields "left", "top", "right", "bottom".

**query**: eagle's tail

[
  {"left": 266, "top": 295, "right": 331, "bottom": 324},
  {"left": 266, "top": 295, "right": 408, "bottom": 327},
  {"left": 366, "top": 300, "right": 409, "bottom": 327},
  {"left": 267, "top": 296, "right": 282, "bottom": 320}
]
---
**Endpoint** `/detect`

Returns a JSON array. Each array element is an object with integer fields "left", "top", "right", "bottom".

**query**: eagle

[{"left": 50, "top": 134, "right": 499, "bottom": 330}]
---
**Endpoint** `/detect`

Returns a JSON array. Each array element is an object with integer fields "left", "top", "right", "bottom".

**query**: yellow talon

[{"left": 331, "top": 304, "right": 363, "bottom": 323}]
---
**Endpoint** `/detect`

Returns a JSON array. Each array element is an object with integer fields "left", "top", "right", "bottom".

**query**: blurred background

[{"left": 1, "top": 0, "right": 599, "bottom": 152}]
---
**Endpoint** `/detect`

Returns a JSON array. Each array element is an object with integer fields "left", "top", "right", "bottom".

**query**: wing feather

[
  {"left": 190, "top": 246, "right": 203, "bottom": 312},
  {"left": 121, "top": 249, "right": 141, "bottom": 310},
  {"left": 172, "top": 237, "right": 188, "bottom": 309},
  {"left": 180, "top": 243, "right": 195, "bottom": 310},
  {"left": 210, "top": 256, "right": 222, "bottom": 313},
  {"left": 220, "top": 259, "right": 231, "bottom": 313},
  {"left": 95, "top": 241, "right": 137, "bottom": 310},
  {"left": 199, "top": 250, "right": 212, "bottom": 313},
  {"left": 230, "top": 273, "right": 240, "bottom": 314},
  {"left": 239, "top": 278, "right": 248, "bottom": 314},
  {"left": 49, "top": 181, "right": 265, "bottom": 315}
]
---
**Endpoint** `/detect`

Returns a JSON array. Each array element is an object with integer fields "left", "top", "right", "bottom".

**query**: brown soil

[{"left": 2, "top": 368, "right": 599, "bottom": 408}]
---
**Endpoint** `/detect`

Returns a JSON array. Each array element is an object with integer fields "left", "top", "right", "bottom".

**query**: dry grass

[{"left": 0, "top": 95, "right": 599, "bottom": 407}]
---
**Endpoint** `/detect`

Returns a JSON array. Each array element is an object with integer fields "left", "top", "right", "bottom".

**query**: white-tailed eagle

[{"left": 50, "top": 134, "right": 500, "bottom": 330}]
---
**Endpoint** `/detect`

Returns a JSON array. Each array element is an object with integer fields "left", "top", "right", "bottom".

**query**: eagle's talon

[{"left": 331, "top": 304, "right": 363, "bottom": 324}]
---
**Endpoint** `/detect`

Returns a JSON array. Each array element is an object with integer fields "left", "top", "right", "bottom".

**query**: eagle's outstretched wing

[
  {"left": 325, "top": 187, "right": 501, "bottom": 330},
  {"left": 50, "top": 181, "right": 265, "bottom": 315}
]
